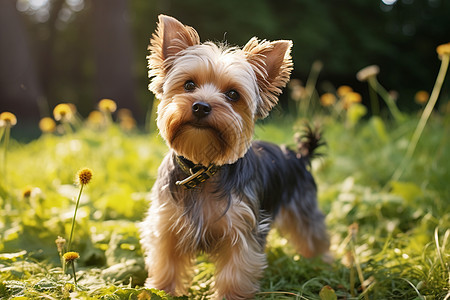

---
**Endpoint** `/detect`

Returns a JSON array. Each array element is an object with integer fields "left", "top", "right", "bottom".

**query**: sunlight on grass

[{"left": 1, "top": 47, "right": 449, "bottom": 299}]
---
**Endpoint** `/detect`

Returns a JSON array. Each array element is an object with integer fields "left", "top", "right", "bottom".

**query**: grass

[{"left": 1, "top": 69, "right": 449, "bottom": 299}]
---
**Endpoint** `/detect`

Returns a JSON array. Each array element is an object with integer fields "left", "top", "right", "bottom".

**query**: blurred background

[{"left": 1, "top": 0, "right": 449, "bottom": 138}]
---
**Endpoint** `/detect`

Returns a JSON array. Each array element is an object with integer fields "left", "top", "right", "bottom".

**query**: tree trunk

[
  {"left": 0, "top": 0, "right": 43, "bottom": 122},
  {"left": 91, "top": 0, "right": 139, "bottom": 119}
]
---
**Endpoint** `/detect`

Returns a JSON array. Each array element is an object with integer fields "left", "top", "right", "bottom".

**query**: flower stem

[
  {"left": 2, "top": 125, "right": 10, "bottom": 181},
  {"left": 67, "top": 184, "right": 84, "bottom": 251},
  {"left": 391, "top": 54, "right": 449, "bottom": 182},
  {"left": 300, "top": 61, "right": 322, "bottom": 116},
  {"left": 369, "top": 77, "right": 404, "bottom": 122},
  {"left": 367, "top": 79, "right": 379, "bottom": 116},
  {"left": 71, "top": 260, "right": 78, "bottom": 286}
]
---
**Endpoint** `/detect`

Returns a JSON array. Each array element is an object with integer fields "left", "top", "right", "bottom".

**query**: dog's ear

[
  {"left": 244, "top": 38, "right": 293, "bottom": 119},
  {"left": 148, "top": 15, "right": 200, "bottom": 96}
]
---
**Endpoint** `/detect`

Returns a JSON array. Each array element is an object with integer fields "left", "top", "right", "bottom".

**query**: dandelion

[
  {"left": 118, "top": 109, "right": 137, "bottom": 131},
  {"left": 67, "top": 168, "right": 93, "bottom": 252},
  {"left": 120, "top": 117, "right": 137, "bottom": 132},
  {"left": 0, "top": 112, "right": 17, "bottom": 183},
  {"left": 436, "top": 42, "right": 450, "bottom": 59},
  {"left": 356, "top": 65, "right": 403, "bottom": 121},
  {"left": 356, "top": 65, "right": 380, "bottom": 82},
  {"left": 39, "top": 117, "right": 56, "bottom": 133},
  {"left": 0, "top": 112, "right": 17, "bottom": 127},
  {"left": 342, "top": 92, "right": 362, "bottom": 109},
  {"left": 63, "top": 251, "right": 79, "bottom": 262},
  {"left": 414, "top": 90, "right": 429, "bottom": 105},
  {"left": 320, "top": 93, "right": 337, "bottom": 107},
  {"left": 392, "top": 42, "right": 450, "bottom": 181},
  {"left": 337, "top": 85, "right": 353, "bottom": 98},
  {"left": 98, "top": 99, "right": 117, "bottom": 126},
  {"left": 55, "top": 235, "right": 67, "bottom": 271},
  {"left": 288, "top": 79, "right": 305, "bottom": 101},
  {"left": 55, "top": 236, "right": 66, "bottom": 255},
  {"left": 98, "top": 98, "right": 117, "bottom": 113},
  {"left": 63, "top": 251, "right": 80, "bottom": 285},
  {"left": 53, "top": 103, "right": 73, "bottom": 122},
  {"left": 77, "top": 168, "right": 93, "bottom": 185}
]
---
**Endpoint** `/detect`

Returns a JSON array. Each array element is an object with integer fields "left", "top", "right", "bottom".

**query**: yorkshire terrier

[{"left": 140, "top": 15, "right": 329, "bottom": 299}]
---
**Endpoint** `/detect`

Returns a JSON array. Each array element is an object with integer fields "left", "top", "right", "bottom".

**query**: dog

[{"left": 140, "top": 15, "right": 329, "bottom": 299}]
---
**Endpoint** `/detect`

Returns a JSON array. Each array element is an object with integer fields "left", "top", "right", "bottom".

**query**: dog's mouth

[{"left": 186, "top": 121, "right": 212, "bottom": 130}]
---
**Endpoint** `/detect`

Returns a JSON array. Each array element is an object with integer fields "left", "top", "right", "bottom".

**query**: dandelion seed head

[
  {"left": 39, "top": 117, "right": 56, "bottom": 133},
  {"left": 63, "top": 251, "right": 80, "bottom": 262},
  {"left": 53, "top": 103, "right": 73, "bottom": 121},
  {"left": 0, "top": 112, "right": 17, "bottom": 127},
  {"left": 55, "top": 236, "right": 66, "bottom": 253},
  {"left": 98, "top": 99, "right": 117, "bottom": 113},
  {"left": 77, "top": 168, "right": 93, "bottom": 185},
  {"left": 356, "top": 65, "right": 380, "bottom": 82}
]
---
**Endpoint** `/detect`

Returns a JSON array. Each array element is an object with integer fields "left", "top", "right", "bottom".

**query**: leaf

[
  {"left": 0, "top": 250, "right": 27, "bottom": 261},
  {"left": 347, "top": 103, "right": 367, "bottom": 126},
  {"left": 390, "top": 181, "right": 423, "bottom": 203},
  {"left": 370, "top": 116, "right": 389, "bottom": 143},
  {"left": 319, "top": 285, "right": 337, "bottom": 300}
]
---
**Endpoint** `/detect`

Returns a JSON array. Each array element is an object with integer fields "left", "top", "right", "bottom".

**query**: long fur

[{"left": 140, "top": 15, "right": 329, "bottom": 300}]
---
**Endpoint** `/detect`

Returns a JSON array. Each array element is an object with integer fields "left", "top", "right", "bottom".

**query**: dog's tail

[{"left": 295, "top": 124, "right": 325, "bottom": 165}]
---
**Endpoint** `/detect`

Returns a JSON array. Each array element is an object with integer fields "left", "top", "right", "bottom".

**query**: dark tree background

[{"left": 0, "top": 0, "right": 449, "bottom": 131}]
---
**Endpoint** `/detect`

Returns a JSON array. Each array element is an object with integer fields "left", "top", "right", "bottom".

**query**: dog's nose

[{"left": 192, "top": 102, "right": 212, "bottom": 118}]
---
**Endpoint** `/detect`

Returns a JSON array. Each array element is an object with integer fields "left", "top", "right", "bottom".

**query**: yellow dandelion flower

[
  {"left": 87, "top": 110, "right": 104, "bottom": 125},
  {"left": 55, "top": 236, "right": 66, "bottom": 253},
  {"left": 356, "top": 65, "right": 380, "bottom": 82},
  {"left": 337, "top": 85, "right": 353, "bottom": 98},
  {"left": 0, "top": 112, "right": 17, "bottom": 127},
  {"left": 320, "top": 93, "right": 337, "bottom": 107},
  {"left": 436, "top": 42, "right": 450, "bottom": 59},
  {"left": 98, "top": 99, "right": 117, "bottom": 113},
  {"left": 53, "top": 103, "right": 73, "bottom": 121},
  {"left": 342, "top": 92, "right": 362, "bottom": 109},
  {"left": 39, "top": 117, "right": 56, "bottom": 133},
  {"left": 117, "top": 108, "right": 133, "bottom": 120},
  {"left": 63, "top": 251, "right": 80, "bottom": 262},
  {"left": 414, "top": 90, "right": 429, "bottom": 104},
  {"left": 67, "top": 103, "right": 77, "bottom": 114},
  {"left": 77, "top": 168, "right": 93, "bottom": 185},
  {"left": 120, "top": 117, "right": 137, "bottom": 131}
]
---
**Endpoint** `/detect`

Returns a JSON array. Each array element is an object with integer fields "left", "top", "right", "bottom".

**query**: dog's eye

[
  {"left": 225, "top": 90, "right": 240, "bottom": 102},
  {"left": 184, "top": 80, "right": 196, "bottom": 92}
]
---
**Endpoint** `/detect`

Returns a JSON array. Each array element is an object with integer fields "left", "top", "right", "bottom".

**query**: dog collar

[{"left": 175, "top": 156, "right": 220, "bottom": 189}]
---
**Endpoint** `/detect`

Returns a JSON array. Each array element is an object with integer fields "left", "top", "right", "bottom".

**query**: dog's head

[{"left": 148, "top": 15, "right": 292, "bottom": 165}]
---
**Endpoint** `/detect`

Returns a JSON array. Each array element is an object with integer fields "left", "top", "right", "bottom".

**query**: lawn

[{"left": 0, "top": 85, "right": 449, "bottom": 299}]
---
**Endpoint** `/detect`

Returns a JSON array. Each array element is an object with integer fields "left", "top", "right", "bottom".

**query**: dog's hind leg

[{"left": 275, "top": 187, "right": 329, "bottom": 258}]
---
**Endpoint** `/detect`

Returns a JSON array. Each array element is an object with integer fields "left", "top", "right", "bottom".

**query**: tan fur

[
  {"left": 275, "top": 207, "right": 330, "bottom": 258},
  {"left": 141, "top": 169, "right": 268, "bottom": 298},
  {"left": 141, "top": 15, "right": 328, "bottom": 300}
]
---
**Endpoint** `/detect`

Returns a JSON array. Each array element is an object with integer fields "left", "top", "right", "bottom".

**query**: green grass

[{"left": 0, "top": 108, "right": 449, "bottom": 299}]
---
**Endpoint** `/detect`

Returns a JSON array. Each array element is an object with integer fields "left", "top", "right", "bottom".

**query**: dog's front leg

[
  {"left": 142, "top": 201, "right": 194, "bottom": 296},
  {"left": 212, "top": 234, "right": 267, "bottom": 300}
]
